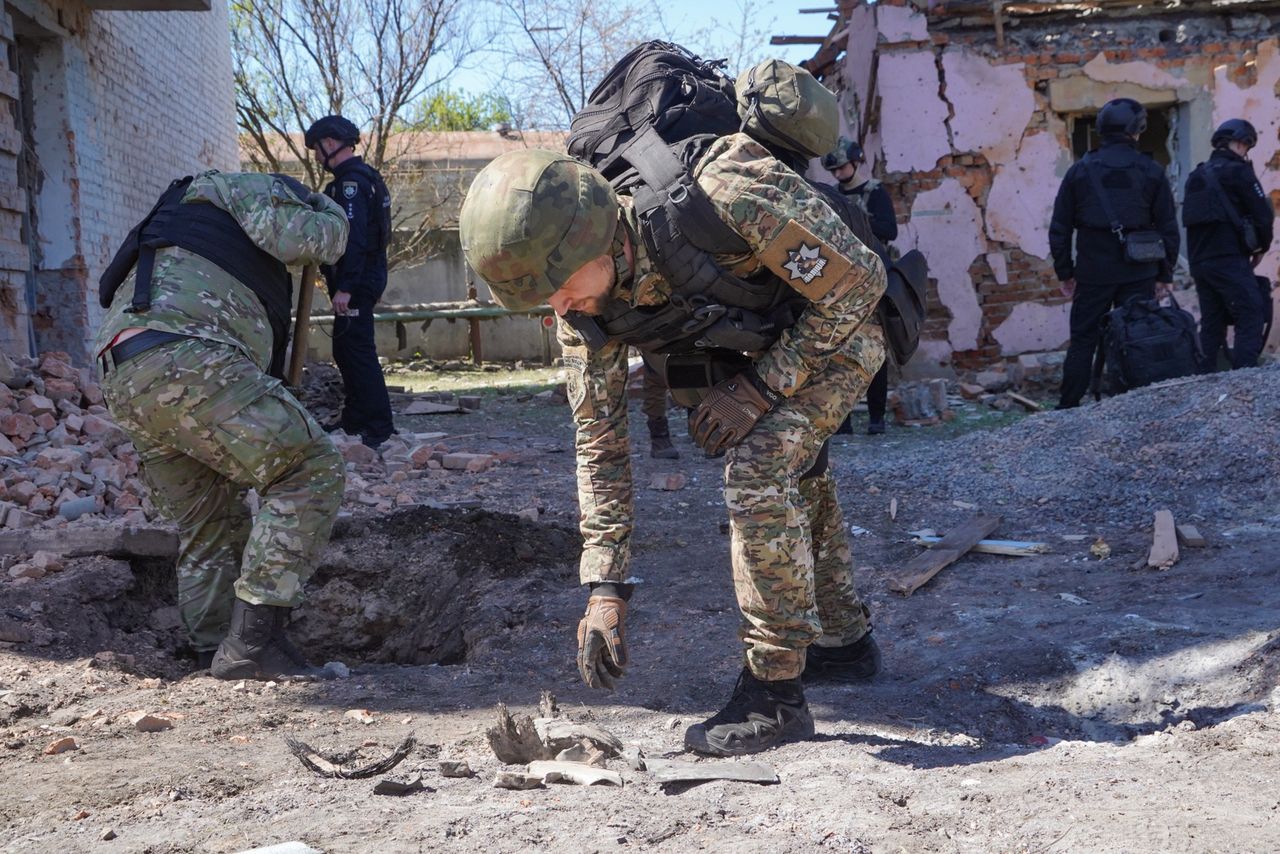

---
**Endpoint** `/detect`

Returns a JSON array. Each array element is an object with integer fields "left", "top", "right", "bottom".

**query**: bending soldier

[
  {"left": 95, "top": 171, "right": 349, "bottom": 680},
  {"left": 460, "top": 60, "right": 886, "bottom": 757}
]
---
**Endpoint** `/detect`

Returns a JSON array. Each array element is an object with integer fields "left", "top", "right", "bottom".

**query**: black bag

[
  {"left": 1091, "top": 295, "right": 1203, "bottom": 398},
  {"left": 1202, "top": 162, "right": 1262, "bottom": 254},
  {"left": 567, "top": 41, "right": 739, "bottom": 183},
  {"left": 1084, "top": 157, "right": 1167, "bottom": 264},
  {"left": 880, "top": 250, "right": 929, "bottom": 364}
]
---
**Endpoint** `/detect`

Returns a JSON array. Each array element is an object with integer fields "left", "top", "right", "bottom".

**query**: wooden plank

[
  {"left": 888, "top": 514, "right": 1002, "bottom": 596},
  {"left": 0, "top": 525, "right": 177, "bottom": 559},
  {"left": 1147, "top": 509, "right": 1180, "bottom": 569},
  {"left": 644, "top": 758, "right": 778, "bottom": 785},
  {"left": 287, "top": 265, "right": 317, "bottom": 388},
  {"left": 1007, "top": 392, "right": 1042, "bottom": 412},
  {"left": 1176, "top": 525, "right": 1207, "bottom": 548},
  {"left": 914, "top": 535, "right": 1050, "bottom": 557}
]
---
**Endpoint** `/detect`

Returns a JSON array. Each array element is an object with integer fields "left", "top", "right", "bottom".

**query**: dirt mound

[
  {"left": 295, "top": 505, "right": 580, "bottom": 665},
  {"left": 841, "top": 365, "right": 1280, "bottom": 531}
]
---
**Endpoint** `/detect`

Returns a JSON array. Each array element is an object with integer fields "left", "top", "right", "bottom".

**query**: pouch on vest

[
  {"left": 880, "top": 250, "right": 929, "bottom": 364},
  {"left": 736, "top": 59, "right": 838, "bottom": 160}
]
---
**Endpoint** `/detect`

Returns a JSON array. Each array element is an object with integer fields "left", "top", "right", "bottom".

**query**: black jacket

[
  {"left": 321, "top": 157, "right": 391, "bottom": 302},
  {"left": 841, "top": 180, "right": 899, "bottom": 243},
  {"left": 1048, "top": 137, "right": 1179, "bottom": 285},
  {"left": 1183, "top": 148, "right": 1275, "bottom": 265}
]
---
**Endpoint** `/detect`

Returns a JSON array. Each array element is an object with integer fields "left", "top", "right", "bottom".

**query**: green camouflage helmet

[{"left": 460, "top": 149, "right": 619, "bottom": 310}]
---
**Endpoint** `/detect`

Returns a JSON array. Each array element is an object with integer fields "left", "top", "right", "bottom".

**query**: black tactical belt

[{"left": 102, "top": 329, "right": 190, "bottom": 374}]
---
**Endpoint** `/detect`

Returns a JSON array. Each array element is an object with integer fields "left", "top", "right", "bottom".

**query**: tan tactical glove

[
  {"left": 577, "top": 595, "right": 628, "bottom": 690},
  {"left": 689, "top": 369, "right": 781, "bottom": 455}
]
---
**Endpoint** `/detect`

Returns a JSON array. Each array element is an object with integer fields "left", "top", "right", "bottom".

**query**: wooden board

[
  {"left": 1147, "top": 510, "right": 1180, "bottom": 569},
  {"left": 644, "top": 758, "right": 778, "bottom": 785},
  {"left": 914, "top": 535, "right": 1049, "bottom": 557},
  {"left": 1176, "top": 525, "right": 1207, "bottom": 548},
  {"left": 1007, "top": 392, "right": 1043, "bottom": 412},
  {"left": 888, "top": 514, "right": 1002, "bottom": 596},
  {"left": 0, "top": 525, "right": 177, "bottom": 559}
]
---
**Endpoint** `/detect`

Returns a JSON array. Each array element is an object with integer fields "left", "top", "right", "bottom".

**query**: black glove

[
  {"left": 577, "top": 586, "right": 629, "bottom": 689},
  {"left": 688, "top": 369, "right": 781, "bottom": 455}
]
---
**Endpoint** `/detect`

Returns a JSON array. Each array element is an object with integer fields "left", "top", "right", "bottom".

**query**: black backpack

[{"left": 1091, "top": 296, "right": 1203, "bottom": 398}]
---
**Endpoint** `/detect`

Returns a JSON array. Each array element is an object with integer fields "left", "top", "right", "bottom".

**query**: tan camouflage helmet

[{"left": 460, "top": 149, "right": 620, "bottom": 310}]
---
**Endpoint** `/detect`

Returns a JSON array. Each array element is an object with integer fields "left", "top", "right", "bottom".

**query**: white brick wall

[{"left": 0, "top": 0, "right": 237, "bottom": 360}]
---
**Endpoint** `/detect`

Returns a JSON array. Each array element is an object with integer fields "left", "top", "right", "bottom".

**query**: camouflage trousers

[
  {"left": 100, "top": 337, "right": 345, "bottom": 651},
  {"left": 723, "top": 325, "right": 886, "bottom": 681}
]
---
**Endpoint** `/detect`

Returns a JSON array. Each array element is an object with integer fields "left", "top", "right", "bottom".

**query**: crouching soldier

[{"left": 95, "top": 171, "right": 349, "bottom": 680}]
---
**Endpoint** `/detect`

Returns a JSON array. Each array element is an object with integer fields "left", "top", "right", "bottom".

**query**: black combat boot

[
  {"left": 803, "top": 629, "right": 883, "bottom": 684},
  {"left": 210, "top": 599, "right": 329, "bottom": 681},
  {"left": 683, "top": 668, "right": 814, "bottom": 757},
  {"left": 648, "top": 418, "right": 680, "bottom": 460},
  {"left": 866, "top": 418, "right": 886, "bottom": 435}
]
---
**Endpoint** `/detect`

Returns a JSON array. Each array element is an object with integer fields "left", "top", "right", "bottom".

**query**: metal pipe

[{"left": 307, "top": 304, "right": 554, "bottom": 324}]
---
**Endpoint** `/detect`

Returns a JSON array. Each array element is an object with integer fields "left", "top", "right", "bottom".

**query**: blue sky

[{"left": 449, "top": 1, "right": 833, "bottom": 100}]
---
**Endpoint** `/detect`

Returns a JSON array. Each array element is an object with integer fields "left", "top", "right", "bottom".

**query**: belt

[{"left": 99, "top": 330, "right": 190, "bottom": 375}]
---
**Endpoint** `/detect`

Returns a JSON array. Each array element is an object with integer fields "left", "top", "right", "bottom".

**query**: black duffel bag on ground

[{"left": 1091, "top": 295, "right": 1204, "bottom": 399}]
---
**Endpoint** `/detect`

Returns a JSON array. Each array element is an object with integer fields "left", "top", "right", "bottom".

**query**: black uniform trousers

[
  {"left": 1192, "top": 255, "right": 1267, "bottom": 370},
  {"left": 1058, "top": 277, "right": 1155, "bottom": 408},
  {"left": 332, "top": 294, "right": 394, "bottom": 442}
]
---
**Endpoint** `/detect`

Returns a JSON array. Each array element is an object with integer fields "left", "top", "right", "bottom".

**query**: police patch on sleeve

[
  {"left": 563, "top": 353, "right": 592, "bottom": 417},
  {"left": 759, "top": 220, "right": 853, "bottom": 301},
  {"left": 343, "top": 181, "right": 358, "bottom": 200}
]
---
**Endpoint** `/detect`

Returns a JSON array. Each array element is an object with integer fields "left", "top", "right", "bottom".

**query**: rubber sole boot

[
  {"left": 867, "top": 419, "right": 886, "bottom": 435},
  {"left": 650, "top": 434, "right": 680, "bottom": 460},
  {"left": 683, "top": 669, "right": 815, "bottom": 757},
  {"left": 803, "top": 630, "right": 882, "bottom": 684},
  {"left": 835, "top": 415, "right": 854, "bottom": 435},
  {"left": 210, "top": 599, "right": 330, "bottom": 682}
]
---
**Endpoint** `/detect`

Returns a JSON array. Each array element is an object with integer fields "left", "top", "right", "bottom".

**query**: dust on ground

[{"left": 2, "top": 364, "right": 1279, "bottom": 853}]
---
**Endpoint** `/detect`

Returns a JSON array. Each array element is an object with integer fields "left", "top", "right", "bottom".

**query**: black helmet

[
  {"left": 1097, "top": 98, "right": 1147, "bottom": 137},
  {"left": 1211, "top": 118, "right": 1258, "bottom": 150},
  {"left": 304, "top": 115, "right": 360, "bottom": 149},
  {"left": 821, "top": 137, "right": 865, "bottom": 172}
]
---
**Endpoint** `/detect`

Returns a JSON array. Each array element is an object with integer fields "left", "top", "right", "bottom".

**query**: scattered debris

[
  {"left": 403, "top": 400, "right": 464, "bottom": 416},
  {"left": 438, "top": 760, "right": 475, "bottom": 778},
  {"left": 1057, "top": 593, "right": 1091, "bottom": 606},
  {"left": 373, "top": 775, "right": 429, "bottom": 796},
  {"left": 486, "top": 703, "right": 550, "bottom": 764},
  {"left": 533, "top": 718, "right": 623, "bottom": 758},
  {"left": 1090, "top": 538, "right": 1112, "bottom": 560},
  {"left": 1148, "top": 510, "right": 1180, "bottom": 570},
  {"left": 43, "top": 736, "right": 79, "bottom": 755},
  {"left": 555, "top": 743, "right": 607, "bottom": 767},
  {"left": 528, "top": 761, "right": 623, "bottom": 787},
  {"left": 889, "top": 498, "right": 898, "bottom": 521},
  {"left": 127, "top": 712, "right": 174, "bottom": 733},
  {"left": 644, "top": 758, "right": 778, "bottom": 785},
  {"left": 648, "top": 472, "right": 687, "bottom": 491},
  {"left": 1176, "top": 525, "right": 1207, "bottom": 548},
  {"left": 284, "top": 733, "right": 416, "bottom": 779},
  {"left": 323, "top": 661, "right": 351, "bottom": 679},
  {"left": 888, "top": 514, "right": 1002, "bottom": 596},
  {"left": 492, "top": 771, "right": 544, "bottom": 790},
  {"left": 234, "top": 843, "right": 323, "bottom": 854},
  {"left": 344, "top": 709, "right": 375, "bottom": 725},
  {"left": 1007, "top": 392, "right": 1043, "bottom": 412}
]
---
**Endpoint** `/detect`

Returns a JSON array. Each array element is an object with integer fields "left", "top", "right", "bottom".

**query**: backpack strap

[
  {"left": 1201, "top": 161, "right": 1250, "bottom": 239},
  {"left": 1083, "top": 154, "right": 1126, "bottom": 243}
]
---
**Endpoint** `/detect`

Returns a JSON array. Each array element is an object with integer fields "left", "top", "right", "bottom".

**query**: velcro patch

[
  {"left": 758, "top": 220, "right": 852, "bottom": 301},
  {"left": 563, "top": 353, "right": 592, "bottom": 417},
  {"left": 342, "top": 181, "right": 358, "bottom": 200}
]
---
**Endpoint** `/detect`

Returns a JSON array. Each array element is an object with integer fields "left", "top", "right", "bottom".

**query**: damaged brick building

[
  {"left": 804, "top": 0, "right": 1280, "bottom": 373},
  {"left": 1, "top": 0, "right": 236, "bottom": 364}
]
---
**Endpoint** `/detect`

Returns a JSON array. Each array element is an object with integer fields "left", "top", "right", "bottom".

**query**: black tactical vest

[{"left": 99, "top": 177, "right": 295, "bottom": 378}]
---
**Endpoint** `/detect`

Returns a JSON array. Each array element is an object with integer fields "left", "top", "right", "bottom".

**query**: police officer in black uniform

[
  {"left": 1182, "top": 119, "right": 1275, "bottom": 370},
  {"left": 823, "top": 137, "right": 897, "bottom": 434},
  {"left": 304, "top": 115, "right": 396, "bottom": 447},
  {"left": 1048, "top": 98, "right": 1179, "bottom": 409}
]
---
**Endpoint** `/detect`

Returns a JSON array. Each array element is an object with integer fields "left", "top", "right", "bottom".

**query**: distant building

[
  {"left": 1, "top": 0, "right": 237, "bottom": 363},
  {"left": 803, "top": 0, "right": 1279, "bottom": 372}
]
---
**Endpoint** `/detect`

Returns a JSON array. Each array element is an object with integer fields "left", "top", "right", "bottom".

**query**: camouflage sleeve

[
  {"left": 186, "top": 172, "right": 350, "bottom": 268},
  {"left": 556, "top": 317, "right": 634, "bottom": 584},
  {"left": 695, "top": 135, "right": 886, "bottom": 396}
]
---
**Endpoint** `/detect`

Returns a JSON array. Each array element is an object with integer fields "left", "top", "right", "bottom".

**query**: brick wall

[{"left": 0, "top": 0, "right": 236, "bottom": 362}]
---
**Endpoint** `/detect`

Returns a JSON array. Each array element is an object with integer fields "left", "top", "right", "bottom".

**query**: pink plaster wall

[
  {"left": 993, "top": 301, "right": 1071, "bottom": 354},
  {"left": 986, "top": 130, "right": 1072, "bottom": 261},
  {"left": 903, "top": 178, "right": 987, "bottom": 350},
  {"left": 878, "top": 50, "right": 951, "bottom": 174},
  {"left": 876, "top": 4, "right": 928, "bottom": 44},
  {"left": 942, "top": 48, "right": 1035, "bottom": 164}
]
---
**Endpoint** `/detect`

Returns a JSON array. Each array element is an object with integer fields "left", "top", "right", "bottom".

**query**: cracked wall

[{"left": 830, "top": 1, "right": 1280, "bottom": 370}]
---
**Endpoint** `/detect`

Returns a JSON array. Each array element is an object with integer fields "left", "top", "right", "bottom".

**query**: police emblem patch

[
  {"left": 343, "top": 181, "right": 358, "bottom": 199},
  {"left": 783, "top": 243, "right": 828, "bottom": 284}
]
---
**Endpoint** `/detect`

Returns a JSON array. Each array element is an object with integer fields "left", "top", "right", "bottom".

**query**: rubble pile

[
  {"left": 0, "top": 351, "right": 153, "bottom": 531},
  {"left": 842, "top": 364, "right": 1280, "bottom": 531}
]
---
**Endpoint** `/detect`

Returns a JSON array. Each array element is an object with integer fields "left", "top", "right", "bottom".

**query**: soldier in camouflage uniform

[
  {"left": 461, "top": 109, "right": 887, "bottom": 755},
  {"left": 95, "top": 171, "right": 349, "bottom": 680}
]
